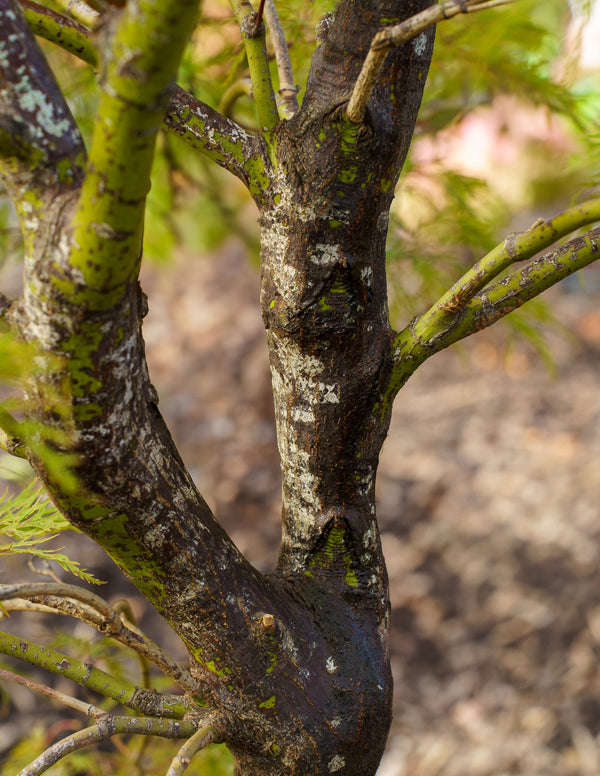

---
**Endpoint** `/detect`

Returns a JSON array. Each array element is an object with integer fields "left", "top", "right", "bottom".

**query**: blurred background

[{"left": 1, "top": 0, "right": 600, "bottom": 773}]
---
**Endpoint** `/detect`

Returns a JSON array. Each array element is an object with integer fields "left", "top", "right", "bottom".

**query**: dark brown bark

[{"left": 0, "top": 0, "right": 434, "bottom": 772}]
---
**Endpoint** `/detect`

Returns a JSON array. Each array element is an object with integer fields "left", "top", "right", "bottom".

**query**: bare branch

[
  {"left": 418, "top": 197, "right": 600, "bottom": 329},
  {"left": 444, "top": 225, "right": 600, "bottom": 344},
  {"left": 263, "top": 0, "right": 298, "bottom": 118},
  {"left": 347, "top": 0, "right": 515, "bottom": 124},
  {"left": 165, "top": 722, "right": 219, "bottom": 776},
  {"left": 164, "top": 87, "right": 272, "bottom": 204},
  {"left": 0, "top": 665, "right": 105, "bottom": 717},
  {"left": 0, "top": 583, "right": 201, "bottom": 697},
  {"left": 17, "top": 715, "right": 197, "bottom": 776},
  {"left": 18, "top": 8, "right": 270, "bottom": 200}
]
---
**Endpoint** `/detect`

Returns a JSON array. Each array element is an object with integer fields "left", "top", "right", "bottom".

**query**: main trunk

[{"left": 2, "top": 0, "right": 435, "bottom": 772}]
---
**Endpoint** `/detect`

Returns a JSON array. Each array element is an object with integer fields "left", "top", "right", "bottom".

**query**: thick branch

[
  {"left": 347, "top": 0, "right": 514, "bottom": 123},
  {"left": 68, "top": 0, "right": 203, "bottom": 309},
  {"left": 0, "top": 0, "right": 85, "bottom": 240},
  {"left": 19, "top": 8, "right": 271, "bottom": 200}
]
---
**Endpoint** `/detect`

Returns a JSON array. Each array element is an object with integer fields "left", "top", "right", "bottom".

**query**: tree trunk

[{"left": 0, "top": 0, "right": 434, "bottom": 772}]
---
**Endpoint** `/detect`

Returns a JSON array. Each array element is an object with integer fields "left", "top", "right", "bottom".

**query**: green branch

[
  {"left": 441, "top": 225, "right": 600, "bottom": 346},
  {"left": 164, "top": 87, "right": 272, "bottom": 203},
  {"left": 19, "top": 715, "right": 197, "bottom": 776},
  {"left": 417, "top": 197, "right": 600, "bottom": 333},
  {"left": 44, "top": 0, "right": 100, "bottom": 28},
  {"left": 229, "top": 0, "right": 279, "bottom": 131},
  {"left": 0, "top": 630, "right": 190, "bottom": 718},
  {"left": 379, "top": 216, "right": 600, "bottom": 416},
  {"left": 21, "top": 4, "right": 272, "bottom": 202},
  {"left": 21, "top": 0, "right": 98, "bottom": 67},
  {"left": 68, "top": 0, "right": 202, "bottom": 309}
]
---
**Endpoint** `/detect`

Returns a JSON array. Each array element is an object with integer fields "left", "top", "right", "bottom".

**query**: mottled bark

[{"left": 0, "top": 0, "right": 433, "bottom": 773}]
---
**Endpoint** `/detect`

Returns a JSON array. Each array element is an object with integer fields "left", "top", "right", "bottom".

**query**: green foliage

[{"left": 0, "top": 482, "right": 102, "bottom": 584}]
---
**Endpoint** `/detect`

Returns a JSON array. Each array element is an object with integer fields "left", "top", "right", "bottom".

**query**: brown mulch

[{"left": 3, "top": 243, "right": 600, "bottom": 774}]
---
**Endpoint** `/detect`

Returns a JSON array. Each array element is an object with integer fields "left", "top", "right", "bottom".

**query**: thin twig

[
  {"left": 165, "top": 722, "right": 219, "bottom": 776},
  {"left": 0, "top": 598, "right": 58, "bottom": 616},
  {"left": 347, "top": 0, "right": 515, "bottom": 124},
  {"left": 263, "top": 0, "right": 298, "bottom": 118},
  {"left": 17, "top": 715, "right": 197, "bottom": 776},
  {"left": 0, "top": 583, "right": 201, "bottom": 697},
  {"left": 0, "top": 666, "right": 105, "bottom": 717}
]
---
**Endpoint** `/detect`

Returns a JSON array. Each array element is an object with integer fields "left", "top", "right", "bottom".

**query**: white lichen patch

[
  {"left": 328, "top": 755, "right": 346, "bottom": 772},
  {"left": 318, "top": 382, "right": 340, "bottom": 404},
  {"left": 311, "top": 243, "right": 342, "bottom": 267},
  {"left": 413, "top": 32, "right": 428, "bottom": 56},
  {"left": 18, "top": 86, "right": 73, "bottom": 138},
  {"left": 0, "top": 42, "right": 10, "bottom": 69},
  {"left": 360, "top": 266, "right": 373, "bottom": 287},
  {"left": 292, "top": 407, "right": 315, "bottom": 423}
]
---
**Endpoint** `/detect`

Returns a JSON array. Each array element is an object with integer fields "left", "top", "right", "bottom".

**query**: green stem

[
  {"left": 416, "top": 197, "right": 600, "bottom": 339},
  {"left": 0, "top": 582, "right": 202, "bottom": 698},
  {"left": 444, "top": 224, "right": 600, "bottom": 346},
  {"left": 21, "top": 0, "right": 98, "bottom": 67},
  {"left": 21, "top": 6, "right": 270, "bottom": 201},
  {"left": 229, "top": 0, "right": 279, "bottom": 131},
  {"left": 68, "top": 0, "right": 202, "bottom": 309},
  {"left": 382, "top": 223, "right": 600, "bottom": 418},
  {"left": 0, "top": 630, "right": 190, "bottom": 718}
]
